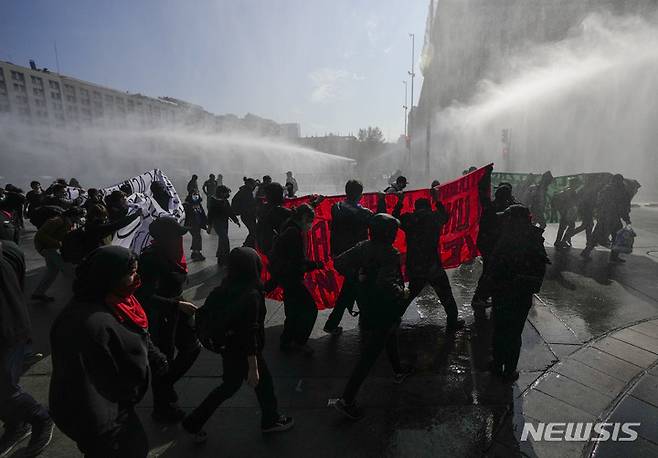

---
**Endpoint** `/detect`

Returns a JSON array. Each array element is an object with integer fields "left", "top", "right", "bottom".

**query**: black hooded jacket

[
  {"left": 50, "top": 246, "right": 166, "bottom": 442},
  {"left": 330, "top": 200, "right": 373, "bottom": 258},
  {"left": 204, "top": 247, "right": 266, "bottom": 355},
  {"left": 0, "top": 240, "right": 31, "bottom": 347}
]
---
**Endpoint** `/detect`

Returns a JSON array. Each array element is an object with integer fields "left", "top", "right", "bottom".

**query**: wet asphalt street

[{"left": 12, "top": 206, "right": 658, "bottom": 457}]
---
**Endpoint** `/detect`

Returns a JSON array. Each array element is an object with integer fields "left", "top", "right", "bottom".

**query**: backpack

[
  {"left": 61, "top": 227, "right": 88, "bottom": 264},
  {"left": 195, "top": 289, "right": 237, "bottom": 354},
  {"left": 612, "top": 226, "right": 636, "bottom": 254}
]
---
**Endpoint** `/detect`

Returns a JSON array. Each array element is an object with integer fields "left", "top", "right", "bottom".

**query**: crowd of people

[{"left": 0, "top": 166, "right": 638, "bottom": 456}]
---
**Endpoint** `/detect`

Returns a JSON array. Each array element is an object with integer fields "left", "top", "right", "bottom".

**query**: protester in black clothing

[
  {"left": 1, "top": 185, "right": 27, "bottom": 231},
  {"left": 68, "top": 178, "right": 81, "bottom": 188},
  {"left": 207, "top": 185, "right": 240, "bottom": 265},
  {"left": 472, "top": 181, "right": 517, "bottom": 310},
  {"left": 104, "top": 190, "right": 129, "bottom": 221},
  {"left": 525, "top": 171, "right": 554, "bottom": 229},
  {"left": 50, "top": 246, "right": 166, "bottom": 457},
  {"left": 0, "top": 239, "right": 53, "bottom": 457},
  {"left": 135, "top": 216, "right": 200, "bottom": 423},
  {"left": 187, "top": 174, "right": 199, "bottom": 195},
  {"left": 284, "top": 182, "right": 297, "bottom": 199},
  {"left": 582, "top": 174, "right": 633, "bottom": 262},
  {"left": 384, "top": 175, "right": 408, "bottom": 194},
  {"left": 202, "top": 174, "right": 218, "bottom": 201},
  {"left": 551, "top": 178, "right": 580, "bottom": 249},
  {"left": 391, "top": 194, "right": 465, "bottom": 332},
  {"left": 255, "top": 175, "right": 272, "bottom": 208},
  {"left": 183, "top": 191, "right": 208, "bottom": 261},
  {"left": 255, "top": 182, "right": 290, "bottom": 256},
  {"left": 25, "top": 181, "right": 43, "bottom": 220},
  {"left": 323, "top": 180, "right": 373, "bottom": 334},
  {"left": 76, "top": 204, "right": 141, "bottom": 262},
  {"left": 270, "top": 204, "right": 321, "bottom": 353},
  {"left": 83, "top": 188, "right": 104, "bottom": 213},
  {"left": 479, "top": 205, "right": 550, "bottom": 382},
  {"left": 217, "top": 174, "right": 224, "bottom": 186},
  {"left": 182, "top": 247, "right": 294, "bottom": 442},
  {"left": 42, "top": 184, "right": 78, "bottom": 210},
  {"left": 232, "top": 177, "right": 259, "bottom": 248},
  {"left": 150, "top": 180, "right": 171, "bottom": 212},
  {"left": 332, "top": 213, "right": 412, "bottom": 420}
]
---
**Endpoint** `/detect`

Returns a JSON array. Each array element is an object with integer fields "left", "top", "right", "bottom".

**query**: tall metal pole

[
  {"left": 402, "top": 80, "right": 408, "bottom": 137},
  {"left": 408, "top": 33, "right": 415, "bottom": 169}
]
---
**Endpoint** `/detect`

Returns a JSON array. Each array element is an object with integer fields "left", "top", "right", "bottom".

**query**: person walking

[
  {"left": 323, "top": 180, "right": 373, "bottom": 335},
  {"left": 207, "top": 186, "right": 240, "bottom": 265},
  {"left": 183, "top": 190, "right": 208, "bottom": 261},
  {"left": 332, "top": 214, "right": 413, "bottom": 420},
  {"left": 136, "top": 217, "right": 200, "bottom": 423},
  {"left": 0, "top": 239, "right": 53, "bottom": 457},
  {"left": 269, "top": 205, "right": 321, "bottom": 353},
  {"left": 231, "top": 178, "right": 259, "bottom": 248},
  {"left": 32, "top": 207, "right": 84, "bottom": 302},
  {"left": 181, "top": 247, "right": 294, "bottom": 442},
  {"left": 202, "top": 174, "right": 218, "bottom": 202}
]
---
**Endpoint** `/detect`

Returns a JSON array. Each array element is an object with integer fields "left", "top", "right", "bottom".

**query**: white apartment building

[{"left": 0, "top": 60, "right": 214, "bottom": 129}]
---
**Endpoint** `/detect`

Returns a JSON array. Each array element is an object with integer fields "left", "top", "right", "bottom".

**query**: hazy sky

[{"left": 0, "top": 0, "right": 428, "bottom": 140}]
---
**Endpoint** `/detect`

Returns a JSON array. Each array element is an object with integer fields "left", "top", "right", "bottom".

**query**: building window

[
  {"left": 49, "top": 80, "right": 60, "bottom": 90},
  {"left": 52, "top": 102, "right": 63, "bottom": 110},
  {"left": 31, "top": 75, "right": 43, "bottom": 87},
  {"left": 0, "top": 68, "right": 5, "bottom": 82},
  {"left": 51, "top": 92, "right": 62, "bottom": 100},
  {"left": 0, "top": 81, "right": 7, "bottom": 95},
  {"left": 11, "top": 71, "right": 25, "bottom": 82},
  {"left": 33, "top": 88, "right": 45, "bottom": 97},
  {"left": 13, "top": 83, "right": 26, "bottom": 93},
  {"left": 35, "top": 99, "right": 46, "bottom": 107},
  {"left": 15, "top": 95, "right": 28, "bottom": 104}
]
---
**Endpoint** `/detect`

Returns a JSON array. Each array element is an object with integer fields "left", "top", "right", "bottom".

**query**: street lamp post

[
  {"left": 408, "top": 33, "right": 416, "bottom": 170},
  {"left": 402, "top": 80, "right": 408, "bottom": 137}
]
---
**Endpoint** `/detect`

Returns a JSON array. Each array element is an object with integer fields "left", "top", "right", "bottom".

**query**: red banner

[{"left": 264, "top": 164, "right": 492, "bottom": 309}]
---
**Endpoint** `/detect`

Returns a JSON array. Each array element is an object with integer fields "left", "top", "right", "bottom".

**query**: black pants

[
  {"left": 213, "top": 219, "right": 230, "bottom": 261},
  {"left": 343, "top": 324, "right": 401, "bottom": 404},
  {"left": 280, "top": 279, "right": 318, "bottom": 346},
  {"left": 555, "top": 215, "right": 576, "bottom": 244},
  {"left": 324, "top": 278, "right": 358, "bottom": 331},
  {"left": 588, "top": 215, "right": 622, "bottom": 249},
  {"left": 568, "top": 207, "right": 594, "bottom": 246},
  {"left": 473, "top": 253, "right": 491, "bottom": 302},
  {"left": 183, "top": 352, "right": 278, "bottom": 432},
  {"left": 150, "top": 310, "right": 201, "bottom": 411},
  {"left": 190, "top": 225, "right": 202, "bottom": 252},
  {"left": 0, "top": 343, "right": 50, "bottom": 430},
  {"left": 241, "top": 214, "right": 257, "bottom": 248},
  {"left": 492, "top": 292, "right": 533, "bottom": 374},
  {"left": 78, "top": 407, "right": 148, "bottom": 458},
  {"left": 408, "top": 268, "right": 458, "bottom": 326}
]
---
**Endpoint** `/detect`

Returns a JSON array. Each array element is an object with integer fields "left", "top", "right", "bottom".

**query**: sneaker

[
  {"left": 262, "top": 415, "right": 294, "bottom": 433},
  {"left": 152, "top": 404, "right": 185, "bottom": 424},
  {"left": 0, "top": 424, "right": 31, "bottom": 457},
  {"left": 23, "top": 352, "right": 44, "bottom": 369},
  {"left": 30, "top": 294, "right": 54, "bottom": 303},
  {"left": 23, "top": 417, "right": 53, "bottom": 457},
  {"left": 446, "top": 319, "right": 465, "bottom": 333},
  {"left": 580, "top": 248, "right": 592, "bottom": 259},
  {"left": 197, "top": 253, "right": 206, "bottom": 261},
  {"left": 323, "top": 326, "right": 343, "bottom": 336},
  {"left": 393, "top": 365, "right": 415, "bottom": 385},
  {"left": 333, "top": 399, "right": 364, "bottom": 421}
]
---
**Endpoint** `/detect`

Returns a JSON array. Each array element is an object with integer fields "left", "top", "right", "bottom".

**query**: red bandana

[{"left": 105, "top": 294, "right": 149, "bottom": 329}]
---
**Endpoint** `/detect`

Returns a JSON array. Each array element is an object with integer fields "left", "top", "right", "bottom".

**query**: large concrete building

[{"left": 0, "top": 59, "right": 299, "bottom": 138}]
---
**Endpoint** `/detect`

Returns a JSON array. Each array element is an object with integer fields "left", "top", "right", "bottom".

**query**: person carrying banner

[
  {"left": 323, "top": 180, "right": 374, "bottom": 335},
  {"left": 269, "top": 204, "right": 322, "bottom": 354},
  {"left": 232, "top": 178, "right": 259, "bottom": 248},
  {"left": 207, "top": 185, "right": 240, "bottom": 265},
  {"left": 183, "top": 190, "right": 208, "bottom": 261},
  {"left": 472, "top": 182, "right": 517, "bottom": 312},
  {"left": 136, "top": 216, "right": 200, "bottom": 423},
  {"left": 391, "top": 194, "right": 465, "bottom": 332},
  {"left": 182, "top": 247, "right": 294, "bottom": 442},
  {"left": 384, "top": 176, "right": 408, "bottom": 194},
  {"left": 332, "top": 213, "right": 413, "bottom": 420},
  {"left": 479, "top": 205, "right": 549, "bottom": 382}
]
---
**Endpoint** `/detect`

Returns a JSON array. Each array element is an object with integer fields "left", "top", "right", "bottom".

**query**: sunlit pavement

[{"left": 12, "top": 206, "right": 658, "bottom": 457}]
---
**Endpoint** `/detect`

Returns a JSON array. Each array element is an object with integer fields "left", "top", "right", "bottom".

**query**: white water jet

[
  {"left": 429, "top": 11, "right": 658, "bottom": 199},
  {"left": 0, "top": 118, "right": 354, "bottom": 195}
]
